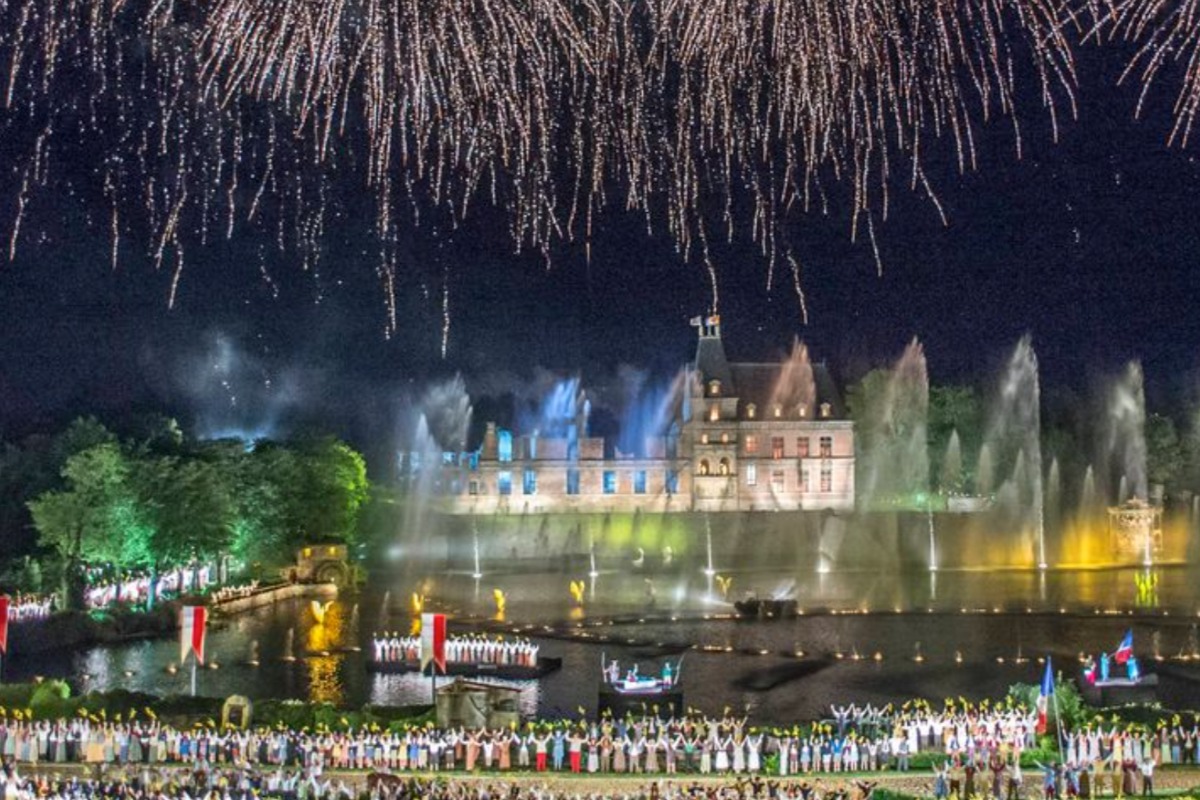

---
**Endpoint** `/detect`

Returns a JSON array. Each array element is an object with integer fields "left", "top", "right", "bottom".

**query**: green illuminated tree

[{"left": 27, "top": 443, "right": 144, "bottom": 608}]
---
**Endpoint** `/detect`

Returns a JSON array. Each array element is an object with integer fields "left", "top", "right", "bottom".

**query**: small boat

[{"left": 366, "top": 656, "right": 562, "bottom": 680}]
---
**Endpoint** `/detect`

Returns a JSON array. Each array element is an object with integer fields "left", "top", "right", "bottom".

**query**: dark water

[{"left": 9, "top": 565, "right": 1200, "bottom": 724}]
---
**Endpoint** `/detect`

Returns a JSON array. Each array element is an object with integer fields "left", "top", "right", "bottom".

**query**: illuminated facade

[{"left": 437, "top": 319, "right": 855, "bottom": 513}]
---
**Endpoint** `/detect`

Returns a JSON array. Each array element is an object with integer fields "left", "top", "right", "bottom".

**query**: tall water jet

[
  {"left": 281, "top": 627, "right": 296, "bottom": 662},
  {"left": 1106, "top": 362, "right": 1149, "bottom": 503},
  {"left": 856, "top": 339, "right": 929, "bottom": 509},
  {"left": 588, "top": 535, "right": 599, "bottom": 579},
  {"left": 927, "top": 499, "right": 938, "bottom": 572},
  {"left": 940, "top": 430, "right": 963, "bottom": 493},
  {"left": 770, "top": 338, "right": 817, "bottom": 416},
  {"left": 379, "top": 590, "right": 391, "bottom": 627},
  {"left": 983, "top": 336, "right": 1044, "bottom": 567},
  {"left": 471, "top": 519, "right": 483, "bottom": 580},
  {"left": 703, "top": 515, "right": 716, "bottom": 578},
  {"left": 977, "top": 444, "right": 994, "bottom": 496}
]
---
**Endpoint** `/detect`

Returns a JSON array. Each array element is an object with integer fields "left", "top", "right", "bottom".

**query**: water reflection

[{"left": 7, "top": 566, "right": 1200, "bottom": 724}]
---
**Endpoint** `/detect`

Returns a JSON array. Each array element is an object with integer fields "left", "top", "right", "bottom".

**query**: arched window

[
  {"left": 718, "top": 457, "right": 731, "bottom": 476},
  {"left": 708, "top": 380, "right": 721, "bottom": 397},
  {"left": 746, "top": 403, "right": 757, "bottom": 419},
  {"left": 709, "top": 404, "right": 720, "bottom": 422},
  {"left": 698, "top": 459, "right": 711, "bottom": 476},
  {"left": 720, "top": 432, "right": 729, "bottom": 444}
]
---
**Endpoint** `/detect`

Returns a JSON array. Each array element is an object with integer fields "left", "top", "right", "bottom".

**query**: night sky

[{"left": 3, "top": 45, "right": 1200, "bottom": 463}]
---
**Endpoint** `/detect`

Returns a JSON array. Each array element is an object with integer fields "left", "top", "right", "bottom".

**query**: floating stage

[
  {"left": 367, "top": 657, "right": 562, "bottom": 681},
  {"left": 599, "top": 683, "right": 685, "bottom": 718},
  {"left": 1078, "top": 674, "right": 1159, "bottom": 706}
]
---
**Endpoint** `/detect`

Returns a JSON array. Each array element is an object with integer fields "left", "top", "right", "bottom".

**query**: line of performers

[{"left": 370, "top": 633, "right": 539, "bottom": 667}]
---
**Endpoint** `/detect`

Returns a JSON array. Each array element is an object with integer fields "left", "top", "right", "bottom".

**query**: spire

[{"left": 692, "top": 314, "right": 732, "bottom": 387}]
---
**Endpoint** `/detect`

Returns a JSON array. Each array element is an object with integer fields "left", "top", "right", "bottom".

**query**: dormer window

[
  {"left": 746, "top": 403, "right": 757, "bottom": 419},
  {"left": 820, "top": 402, "right": 832, "bottom": 419},
  {"left": 709, "top": 404, "right": 720, "bottom": 422},
  {"left": 708, "top": 380, "right": 721, "bottom": 397},
  {"left": 773, "top": 405, "right": 782, "bottom": 418},
  {"left": 699, "top": 459, "right": 711, "bottom": 476},
  {"left": 798, "top": 404, "right": 808, "bottom": 418},
  {"left": 720, "top": 432, "right": 729, "bottom": 444}
]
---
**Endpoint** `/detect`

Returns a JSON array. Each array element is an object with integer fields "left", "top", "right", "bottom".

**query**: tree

[
  {"left": 928, "top": 386, "right": 982, "bottom": 493},
  {"left": 1146, "top": 413, "right": 1184, "bottom": 499},
  {"left": 27, "top": 443, "right": 144, "bottom": 607}
]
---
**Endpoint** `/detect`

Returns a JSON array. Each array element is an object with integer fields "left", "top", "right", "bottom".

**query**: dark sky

[{"left": 3, "top": 46, "right": 1200, "bottom": 460}]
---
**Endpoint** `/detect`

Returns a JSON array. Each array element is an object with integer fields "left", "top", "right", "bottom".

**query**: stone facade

[{"left": 436, "top": 319, "right": 855, "bottom": 514}]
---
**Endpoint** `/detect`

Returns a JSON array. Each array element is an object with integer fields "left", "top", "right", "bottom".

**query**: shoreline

[{"left": 7, "top": 583, "right": 339, "bottom": 658}]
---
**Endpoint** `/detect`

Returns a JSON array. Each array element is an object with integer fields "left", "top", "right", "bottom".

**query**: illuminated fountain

[
  {"left": 926, "top": 498, "right": 937, "bottom": 573},
  {"left": 281, "top": 627, "right": 296, "bottom": 662},
  {"left": 471, "top": 520, "right": 483, "bottom": 580},
  {"left": 703, "top": 515, "right": 716, "bottom": 578},
  {"left": 588, "top": 535, "right": 599, "bottom": 579}
]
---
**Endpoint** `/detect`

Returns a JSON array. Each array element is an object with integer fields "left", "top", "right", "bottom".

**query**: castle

[{"left": 435, "top": 318, "right": 855, "bottom": 513}]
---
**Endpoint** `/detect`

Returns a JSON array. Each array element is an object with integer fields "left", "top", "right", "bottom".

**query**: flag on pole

[
  {"left": 0, "top": 596, "right": 10, "bottom": 655},
  {"left": 1114, "top": 629, "right": 1134, "bottom": 664},
  {"left": 1036, "top": 657, "right": 1054, "bottom": 734},
  {"left": 420, "top": 613, "right": 446, "bottom": 674},
  {"left": 179, "top": 606, "right": 207, "bottom": 665}
]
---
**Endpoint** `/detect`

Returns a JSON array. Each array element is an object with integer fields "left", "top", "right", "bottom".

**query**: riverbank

[{"left": 8, "top": 583, "right": 338, "bottom": 656}]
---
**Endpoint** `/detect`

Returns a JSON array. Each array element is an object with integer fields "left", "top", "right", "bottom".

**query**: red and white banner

[
  {"left": 420, "top": 612, "right": 446, "bottom": 674},
  {"left": 0, "top": 596, "right": 10, "bottom": 655},
  {"left": 180, "top": 605, "right": 207, "bottom": 665}
]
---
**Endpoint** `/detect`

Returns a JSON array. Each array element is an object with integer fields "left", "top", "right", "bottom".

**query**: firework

[{"left": 0, "top": 0, "right": 1077, "bottom": 336}]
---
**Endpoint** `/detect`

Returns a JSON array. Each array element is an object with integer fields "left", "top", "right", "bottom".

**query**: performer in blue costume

[
  {"left": 1100, "top": 651, "right": 1111, "bottom": 682},
  {"left": 1127, "top": 655, "right": 1140, "bottom": 682}
]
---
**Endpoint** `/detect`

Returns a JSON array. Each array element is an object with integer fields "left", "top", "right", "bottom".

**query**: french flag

[
  {"left": 1114, "top": 630, "right": 1134, "bottom": 664},
  {"left": 1036, "top": 658, "right": 1054, "bottom": 734},
  {"left": 179, "top": 605, "right": 207, "bottom": 665},
  {"left": 420, "top": 612, "right": 447, "bottom": 674}
]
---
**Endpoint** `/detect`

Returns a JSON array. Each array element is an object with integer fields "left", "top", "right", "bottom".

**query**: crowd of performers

[
  {"left": 370, "top": 635, "right": 540, "bottom": 668},
  {"left": 84, "top": 567, "right": 214, "bottom": 611},
  {"left": 0, "top": 765, "right": 878, "bottom": 800},
  {"left": 0, "top": 708, "right": 1190, "bottom": 796},
  {"left": 5, "top": 594, "right": 53, "bottom": 622}
]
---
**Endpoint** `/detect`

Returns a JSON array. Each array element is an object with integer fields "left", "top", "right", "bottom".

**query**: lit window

[
  {"left": 603, "top": 470, "right": 617, "bottom": 494},
  {"left": 718, "top": 457, "right": 731, "bottom": 476},
  {"left": 772, "top": 437, "right": 784, "bottom": 460},
  {"left": 523, "top": 469, "right": 537, "bottom": 495},
  {"left": 303, "top": 548, "right": 312, "bottom": 558},
  {"left": 797, "top": 437, "right": 809, "bottom": 458},
  {"left": 709, "top": 380, "right": 721, "bottom": 397},
  {"left": 798, "top": 404, "right": 808, "bottom": 418},
  {"left": 498, "top": 471, "right": 513, "bottom": 495},
  {"left": 709, "top": 404, "right": 720, "bottom": 422},
  {"left": 498, "top": 430, "right": 513, "bottom": 462},
  {"left": 745, "top": 435, "right": 758, "bottom": 454},
  {"left": 820, "top": 402, "right": 832, "bottom": 419},
  {"left": 746, "top": 463, "right": 757, "bottom": 486},
  {"left": 820, "top": 436, "right": 833, "bottom": 458},
  {"left": 327, "top": 547, "right": 336, "bottom": 556},
  {"left": 820, "top": 466, "right": 833, "bottom": 493},
  {"left": 566, "top": 469, "right": 580, "bottom": 495},
  {"left": 773, "top": 405, "right": 782, "bottom": 418},
  {"left": 698, "top": 459, "right": 710, "bottom": 476},
  {"left": 720, "top": 432, "right": 729, "bottom": 444},
  {"left": 634, "top": 471, "right": 647, "bottom": 494},
  {"left": 746, "top": 404, "right": 756, "bottom": 419},
  {"left": 701, "top": 433, "right": 709, "bottom": 444}
]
